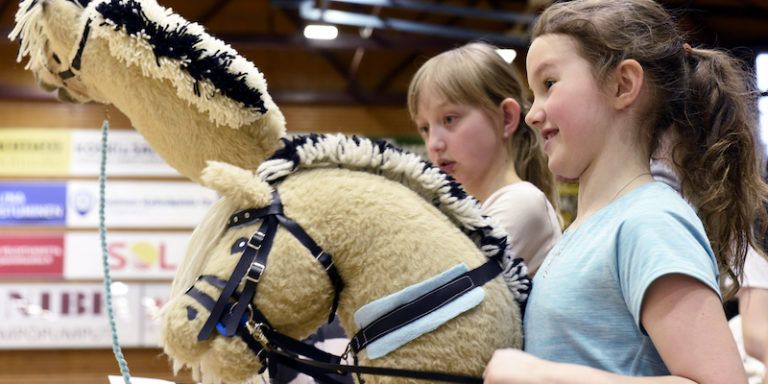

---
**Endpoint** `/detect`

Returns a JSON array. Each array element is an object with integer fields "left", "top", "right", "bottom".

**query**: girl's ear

[
  {"left": 500, "top": 98, "right": 521, "bottom": 138},
  {"left": 613, "top": 59, "right": 644, "bottom": 110}
]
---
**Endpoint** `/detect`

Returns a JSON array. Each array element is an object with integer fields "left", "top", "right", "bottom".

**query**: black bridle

[
  {"left": 47, "top": 15, "right": 92, "bottom": 82},
  {"left": 186, "top": 189, "right": 497, "bottom": 383},
  {"left": 196, "top": 190, "right": 343, "bottom": 342}
]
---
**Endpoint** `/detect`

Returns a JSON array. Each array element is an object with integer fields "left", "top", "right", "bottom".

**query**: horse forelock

[
  {"left": 257, "top": 133, "right": 532, "bottom": 303},
  {"left": 10, "top": 0, "right": 96, "bottom": 100},
  {"left": 9, "top": 0, "right": 48, "bottom": 72}
]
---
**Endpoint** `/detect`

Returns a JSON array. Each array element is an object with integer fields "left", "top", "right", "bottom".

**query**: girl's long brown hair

[{"left": 533, "top": 0, "right": 768, "bottom": 300}]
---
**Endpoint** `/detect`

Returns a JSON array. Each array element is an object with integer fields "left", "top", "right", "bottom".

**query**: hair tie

[{"left": 683, "top": 43, "right": 693, "bottom": 56}]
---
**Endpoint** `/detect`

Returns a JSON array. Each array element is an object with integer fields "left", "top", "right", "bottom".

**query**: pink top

[{"left": 482, "top": 182, "right": 562, "bottom": 275}]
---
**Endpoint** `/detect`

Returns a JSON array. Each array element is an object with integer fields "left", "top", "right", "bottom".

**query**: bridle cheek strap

[
  {"left": 221, "top": 215, "right": 278, "bottom": 337},
  {"left": 197, "top": 190, "right": 343, "bottom": 342},
  {"left": 59, "top": 18, "right": 91, "bottom": 80},
  {"left": 197, "top": 216, "right": 273, "bottom": 341}
]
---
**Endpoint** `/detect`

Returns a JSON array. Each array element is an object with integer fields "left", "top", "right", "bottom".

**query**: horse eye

[
  {"left": 52, "top": 53, "right": 61, "bottom": 64},
  {"left": 231, "top": 237, "right": 248, "bottom": 254}
]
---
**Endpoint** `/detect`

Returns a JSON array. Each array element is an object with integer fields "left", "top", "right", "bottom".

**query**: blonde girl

[
  {"left": 408, "top": 42, "right": 562, "bottom": 275},
  {"left": 484, "top": 0, "right": 768, "bottom": 383}
]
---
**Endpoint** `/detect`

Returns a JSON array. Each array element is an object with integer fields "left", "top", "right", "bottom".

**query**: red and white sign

[
  {"left": 0, "top": 234, "right": 65, "bottom": 278},
  {"left": 64, "top": 232, "right": 190, "bottom": 280},
  {"left": 140, "top": 283, "right": 172, "bottom": 346},
  {"left": 0, "top": 282, "right": 140, "bottom": 348},
  {"left": 0, "top": 282, "right": 171, "bottom": 348}
]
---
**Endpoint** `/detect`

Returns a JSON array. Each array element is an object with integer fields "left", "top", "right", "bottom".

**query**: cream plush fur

[
  {"left": 162, "top": 156, "right": 523, "bottom": 384},
  {"left": 10, "top": 1, "right": 526, "bottom": 383}
]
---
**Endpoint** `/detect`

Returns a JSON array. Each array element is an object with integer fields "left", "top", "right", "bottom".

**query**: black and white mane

[{"left": 258, "top": 133, "right": 531, "bottom": 305}]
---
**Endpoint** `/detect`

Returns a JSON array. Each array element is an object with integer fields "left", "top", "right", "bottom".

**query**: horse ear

[{"left": 200, "top": 161, "right": 273, "bottom": 208}]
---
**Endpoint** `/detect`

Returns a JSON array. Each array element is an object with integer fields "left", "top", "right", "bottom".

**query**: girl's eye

[
  {"left": 544, "top": 80, "right": 555, "bottom": 89},
  {"left": 444, "top": 115, "right": 457, "bottom": 125},
  {"left": 417, "top": 126, "right": 429, "bottom": 136}
]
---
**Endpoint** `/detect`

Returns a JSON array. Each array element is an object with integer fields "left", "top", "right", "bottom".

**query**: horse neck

[
  {"left": 76, "top": 27, "right": 284, "bottom": 183},
  {"left": 276, "top": 168, "right": 488, "bottom": 333}
]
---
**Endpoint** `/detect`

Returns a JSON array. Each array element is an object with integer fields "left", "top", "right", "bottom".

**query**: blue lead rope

[{"left": 99, "top": 119, "right": 132, "bottom": 384}]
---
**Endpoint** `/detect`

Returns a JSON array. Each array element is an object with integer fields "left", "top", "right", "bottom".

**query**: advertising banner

[
  {"left": 0, "top": 282, "right": 140, "bottom": 348},
  {"left": 0, "top": 182, "right": 67, "bottom": 226},
  {"left": 0, "top": 234, "right": 65, "bottom": 279},
  {"left": 66, "top": 180, "right": 218, "bottom": 228},
  {"left": 140, "top": 283, "right": 172, "bottom": 346},
  {"left": 0, "top": 129, "right": 70, "bottom": 177},
  {"left": 64, "top": 232, "right": 190, "bottom": 280},
  {"left": 70, "top": 129, "right": 180, "bottom": 177},
  {"left": 0, "top": 282, "right": 171, "bottom": 348}
]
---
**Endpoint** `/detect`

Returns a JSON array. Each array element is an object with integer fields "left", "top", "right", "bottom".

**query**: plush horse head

[
  {"left": 9, "top": 0, "right": 286, "bottom": 183},
  {"left": 10, "top": 1, "right": 530, "bottom": 383},
  {"left": 161, "top": 134, "right": 529, "bottom": 383}
]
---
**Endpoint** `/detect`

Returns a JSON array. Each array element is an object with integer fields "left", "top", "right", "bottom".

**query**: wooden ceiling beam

[
  {"left": 374, "top": 0, "right": 482, "bottom": 94},
  {"left": 0, "top": 29, "right": 461, "bottom": 51},
  {"left": 196, "top": 0, "right": 235, "bottom": 25},
  {"left": 0, "top": 0, "right": 14, "bottom": 21},
  {"left": 0, "top": 83, "right": 405, "bottom": 105},
  {"left": 278, "top": 7, "right": 370, "bottom": 103}
]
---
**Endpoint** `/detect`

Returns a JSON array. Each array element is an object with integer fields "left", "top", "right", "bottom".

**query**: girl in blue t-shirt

[{"left": 483, "top": 0, "right": 768, "bottom": 383}]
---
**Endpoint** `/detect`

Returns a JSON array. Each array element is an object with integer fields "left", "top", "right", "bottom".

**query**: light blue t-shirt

[{"left": 524, "top": 182, "right": 720, "bottom": 376}]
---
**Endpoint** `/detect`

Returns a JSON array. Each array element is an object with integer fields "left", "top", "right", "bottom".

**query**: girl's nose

[
  {"left": 426, "top": 129, "right": 446, "bottom": 154},
  {"left": 525, "top": 107, "right": 544, "bottom": 129}
]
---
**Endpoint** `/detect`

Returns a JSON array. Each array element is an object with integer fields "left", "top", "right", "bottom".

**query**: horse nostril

[{"left": 52, "top": 53, "right": 61, "bottom": 64}]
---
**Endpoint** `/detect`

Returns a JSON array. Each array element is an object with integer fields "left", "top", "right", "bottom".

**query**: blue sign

[{"left": 0, "top": 183, "right": 67, "bottom": 226}]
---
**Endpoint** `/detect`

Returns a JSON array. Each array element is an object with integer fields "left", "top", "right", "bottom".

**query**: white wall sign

[
  {"left": 70, "top": 129, "right": 181, "bottom": 177},
  {"left": 66, "top": 180, "right": 219, "bottom": 228}
]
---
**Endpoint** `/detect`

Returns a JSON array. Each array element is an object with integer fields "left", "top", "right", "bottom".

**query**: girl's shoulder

[
  {"left": 615, "top": 182, "right": 705, "bottom": 235},
  {"left": 619, "top": 181, "right": 690, "bottom": 213},
  {"left": 486, "top": 181, "right": 547, "bottom": 203},
  {"left": 483, "top": 181, "right": 558, "bottom": 226}
]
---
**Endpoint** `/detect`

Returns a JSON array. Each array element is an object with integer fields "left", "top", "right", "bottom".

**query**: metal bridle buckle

[
  {"left": 246, "top": 262, "right": 266, "bottom": 283},
  {"left": 246, "top": 321, "right": 272, "bottom": 351},
  {"left": 340, "top": 343, "right": 352, "bottom": 362},
  {"left": 248, "top": 232, "right": 265, "bottom": 250}
]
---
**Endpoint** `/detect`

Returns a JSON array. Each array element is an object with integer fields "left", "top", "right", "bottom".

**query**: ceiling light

[
  {"left": 304, "top": 24, "right": 338, "bottom": 40},
  {"left": 496, "top": 49, "right": 517, "bottom": 63}
]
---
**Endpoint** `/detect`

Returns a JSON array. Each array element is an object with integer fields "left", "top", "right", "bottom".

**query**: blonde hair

[
  {"left": 533, "top": 0, "right": 768, "bottom": 300},
  {"left": 407, "top": 42, "right": 560, "bottom": 214}
]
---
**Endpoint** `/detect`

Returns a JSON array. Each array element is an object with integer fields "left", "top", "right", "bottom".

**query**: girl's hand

[{"left": 483, "top": 348, "right": 551, "bottom": 384}]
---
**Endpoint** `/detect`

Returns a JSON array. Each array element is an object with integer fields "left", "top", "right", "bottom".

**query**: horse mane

[{"left": 258, "top": 133, "right": 531, "bottom": 304}]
